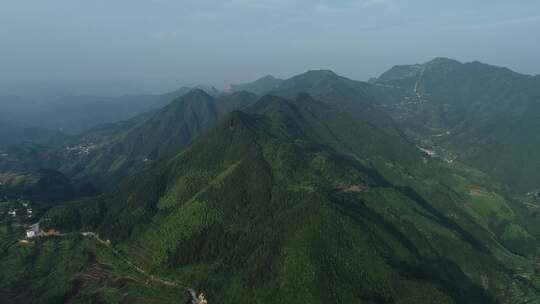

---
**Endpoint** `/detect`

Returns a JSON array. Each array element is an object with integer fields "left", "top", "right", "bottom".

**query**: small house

[{"left": 26, "top": 223, "right": 41, "bottom": 238}]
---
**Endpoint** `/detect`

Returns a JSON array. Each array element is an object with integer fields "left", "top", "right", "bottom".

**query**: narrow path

[
  {"left": 78, "top": 232, "right": 203, "bottom": 304},
  {"left": 414, "top": 67, "right": 425, "bottom": 98},
  {"left": 522, "top": 202, "right": 540, "bottom": 209}
]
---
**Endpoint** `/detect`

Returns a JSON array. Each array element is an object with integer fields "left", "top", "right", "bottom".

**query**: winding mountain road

[
  {"left": 414, "top": 67, "right": 426, "bottom": 98},
  {"left": 73, "top": 232, "right": 203, "bottom": 303}
]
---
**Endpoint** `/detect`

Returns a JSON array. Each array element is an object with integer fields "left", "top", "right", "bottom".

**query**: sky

[{"left": 1, "top": 0, "right": 540, "bottom": 98}]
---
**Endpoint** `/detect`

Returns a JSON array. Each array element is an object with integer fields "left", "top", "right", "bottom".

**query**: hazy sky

[{"left": 2, "top": 0, "right": 540, "bottom": 97}]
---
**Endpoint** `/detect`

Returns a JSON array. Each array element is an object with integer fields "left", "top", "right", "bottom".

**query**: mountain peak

[
  {"left": 377, "top": 58, "right": 462, "bottom": 81},
  {"left": 418, "top": 58, "right": 464, "bottom": 77},
  {"left": 192, "top": 85, "right": 221, "bottom": 96},
  {"left": 182, "top": 88, "right": 214, "bottom": 100},
  {"left": 302, "top": 69, "right": 338, "bottom": 78},
  {"left": 260, "top": 74, "right": 278, "bottom": 81},
  {"left": 425, "top": 57, "right": 463, "bottom": 67},
  {"left": 230, "top": 75, "right": 284, "bottom": 95},
  {"left": 283, "top": 70, "right": 341, "bottom": 87},
  {"left": 464, "top": 60, "right": 519, "bottom": 76},
  {"left": 377, "top": 64, "right": 422, "bottom": 82}
]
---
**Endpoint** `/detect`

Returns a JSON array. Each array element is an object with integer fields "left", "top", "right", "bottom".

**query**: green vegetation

[
  {"left": 3, "top": 61, "right": 540, "bottom": 303},
  {"left": 231, "top": 75, "right": 284, "bottom": 95},
  {"left": 35, "top": 94, "right": 540, "bottom": 303},
  {"left": 0, "top": 90, "right": 258, "bottom": 190},
  {"left": 374, "top": 57, "right": 540, "bottom": 192},
  {"left": 0, "top": 87, "right": 196, "bottom": 136},
  {"left": 0, "top": 234, "right": 190, "bottom": 303},
  {"left": 0, "top": 170, "right": 97, "bottom": 203}
]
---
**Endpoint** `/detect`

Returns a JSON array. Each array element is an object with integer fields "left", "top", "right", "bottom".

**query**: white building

[{"left": 26, "top": 223, "right": 41, "bottom": 238}]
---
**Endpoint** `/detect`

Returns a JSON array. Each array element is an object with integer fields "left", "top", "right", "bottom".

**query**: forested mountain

[
  {"left": 0, "top": 70, "right": 407, "bottom": 190},
  {"left": 4, "top": 60, "right": 540, "bottom": 193},
  {"left": 230, "top": 75, "right": 284, "bottom": 94},
  {"left": 55, "top": 90, "right": 257, "bottom": 188},
  {"left": 0, "top": 90, "right": 257, "bottom": 189},
  {"left": 373, "top": 58, "right": 540, "bottom": 192},
  {"left": 233, "top": 70, "right": 373, "bottom": 103},
  {"left": 30, "top": 93, "right": 540, "bottom": 303},
  {"left": 0, "top": 86, "right": 221, "bottom": 134},
  {"left": 3, "top": 60, "right": 540, "bottom": 303},
  {"left": 4, "top": 60, "right": 540, "bottom": 194},
  {"left": 0, "top": 169, "right": 97, "bottom": 203}
]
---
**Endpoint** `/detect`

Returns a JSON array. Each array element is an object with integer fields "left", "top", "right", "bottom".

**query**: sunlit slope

[{"left": 46, "top": 95, "right": 540, "bottom": 303}]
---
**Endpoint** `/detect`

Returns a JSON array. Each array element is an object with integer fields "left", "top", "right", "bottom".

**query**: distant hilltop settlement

[{"left": 25, "top": 222, "right": 59, "bottom": 239}]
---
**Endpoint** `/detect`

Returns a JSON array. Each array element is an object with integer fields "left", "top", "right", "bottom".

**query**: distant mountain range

[
  {"left": 2, "top": 58, "right": 540, "bottom": 303},
  {"left": 372, "top": 57, "right": 540, "bottom": 192},
  {"left": 3, "top": 58, "right": 540, "bottom": 195},
  {"left": 0, "top": 85, "right": 221, "bottom": 135},
  {"left": 40, "top": 90, "right": 540, "bottom": 303},
  {"left": 0, "top": 122, "right": 67, "bottom": 148},
  {"left": 3, "top": 58, "right": 540, "bottom": 194},
  {"left": 230, "top": 75, "right": 284, "bottom": 94}
]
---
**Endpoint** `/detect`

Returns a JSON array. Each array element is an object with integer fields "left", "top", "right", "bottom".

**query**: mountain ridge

[
  {"left": 39, "top": 93, "right": 540, "bottom": 303},
  {"left": 230, "top": 75, "right": 284, "bottom": 95},
  {"left": 373, "top": 58, "right": 540, "bottom": 191},
  {"left": 3, "top": 59, "right": 540, "bottom": 303}
]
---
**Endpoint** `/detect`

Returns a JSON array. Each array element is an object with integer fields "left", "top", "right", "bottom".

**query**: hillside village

[
  {"left": 0, "top": 198, "right": 34, "bottom": 223},
  {"left": 65, "top": 142, "right": 97, "bottom": 155},
  {"left": 0, "top": 198, "right": 50, "bottom": 243}
]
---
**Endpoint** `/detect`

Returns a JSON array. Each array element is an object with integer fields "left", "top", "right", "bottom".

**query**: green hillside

[
  {"left": 0, "top": 85, "right": 219, "bottom": 135},
  {"left": 0, "top": 170, "right": 97, "bottom": 203},
  {"left": 57, "top": 90, "right": 257, "bottom": 188},
  {"left": 0, "top": 90, "right": 258, "bottom": 190},
  {"left": 2, "top": 63, "right": 540, "bottom": 303},
  {"left": 0, "top": 234, "right": 191, "bottom": 304},
  {"left": 230, "top": 75, "right": 284, "bottom": 95},
  {"left": 374, "top": 58, "right": 540, "bottom": 192},
  {"left": 34, "top": 94, "right": 540, "bottom": 303}
]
